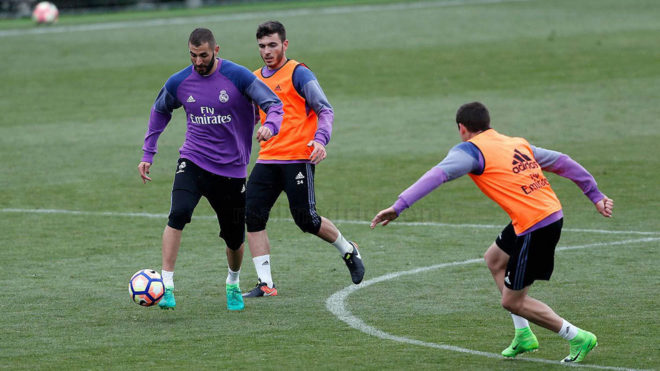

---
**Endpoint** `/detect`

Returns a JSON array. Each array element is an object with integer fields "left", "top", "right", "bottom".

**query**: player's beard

[
  {"left": 196, "top": 53, "right": 216, "bottom": 75},
  {"left": 263, "top": 46, "right": 285, "bottom": 69}
]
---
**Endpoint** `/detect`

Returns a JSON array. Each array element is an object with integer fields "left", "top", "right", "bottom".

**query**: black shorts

[
  {"left": 245, "top": 163, "right": 321, "bottom": 234},
  {"left": 495, "top": 219, "right": 563, "bottom": 290},
  {"left": 168, "top": 158, "right": 245, "bottom": 249}
]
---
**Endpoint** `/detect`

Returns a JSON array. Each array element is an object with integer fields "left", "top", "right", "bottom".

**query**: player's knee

[
  {"left": 225, "top": 239, "right": 243, "bottom": 251},
  {"left": 484, "top": 245, "right": 506, "bottom": 273},
  {"left": 485, "top": 254, "right": 500, "bottom": 274},
  {"left": 291, "top": 210, "right": 321, "bottom": 234},
  {"left": 168, "top": 206, "right": 193, "bottom": 230},
  {"left": 501, "top": 296, "right": 523, "bottom": 314},
  {"left": 484, "top": 252, "right": 494, "bottom": 270},
  {"left": 246, "top": 209, "right": 268, "bottom": 232},
  {"left": 220, "top": 230, "right": 244, "bottom": 251}
]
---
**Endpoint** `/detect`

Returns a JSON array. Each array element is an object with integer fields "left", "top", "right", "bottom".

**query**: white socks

[
  {"left": 162, "top": 270, "right": 174, "bottom": 288},
  {"left": 510, "top": 315, "right": 579, "bottom": 340},
  {"left": 253, "top": 255, "right": 273, "bottom": 288},
  {"left": 559, "top": 319, "right": 579, "bottom": 340},
  {"left": 511, "top": 313, "right": 529, "bottom": 329},
  {"left": 226, "top": 268, "right": 240, "bottom": 285},
  {"left": 248, "top": 231, "right": 352, "bottom": 288},
  {"left": 332, "top": 231, "right": 353, "bottom": 255}
]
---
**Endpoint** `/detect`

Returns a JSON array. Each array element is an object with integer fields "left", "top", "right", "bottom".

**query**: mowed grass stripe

[
  {"left": 0, "top": 0, "right": 532, "bottom": 37},
  {"left": 3, "top": 207, "right": 659, "bottom": 235}
]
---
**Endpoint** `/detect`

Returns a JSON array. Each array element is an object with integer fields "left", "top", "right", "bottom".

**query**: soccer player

[
  {"left": 371, "top": 102, "right": 613, "bottom": 363},
  {"left": 138, "top": 28, "right": 284, "bottom": 311},
  {"left": 242, "top": 21, "right": 364, "bottom": 298}
]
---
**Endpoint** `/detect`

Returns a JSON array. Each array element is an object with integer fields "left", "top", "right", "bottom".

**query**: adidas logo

[
  {"left": 187, "top": 95, "right": 196, "bottom": 103},
  {"left": 274, "top": 85, "right": 282, "bottom": 92},
  {"left": 511, "top": 149, "right": 532, "bottom": 165},
  {"left": 262, "top": 260, "right": 269, "bottom": 266},
  {"left": 511, "top": 149, "right": 539, "bottom": 173},
  {"left": 295, "top": 172, "right": 305, "bottom": 180}
]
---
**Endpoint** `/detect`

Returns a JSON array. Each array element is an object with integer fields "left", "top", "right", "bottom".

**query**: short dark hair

[
  {"left": 455, "top": 102, "right": 491, "bottom": 132},
  {"left": 256, "top": 20, "right": 286, "bottom": 42},
  {"left": 189, "top": 28, "right": 216, "bottom": 48}
]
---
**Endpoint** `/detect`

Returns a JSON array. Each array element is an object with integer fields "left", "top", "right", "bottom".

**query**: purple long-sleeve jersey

[
  {"left": 393, "top": 141, "right": 605, "bottom": 235},
  {"left": 257, "top": 62, "right": 333, "bottom": 164},
  {"left": 142, "top": 58, "right": 284, "bottom": 178}
]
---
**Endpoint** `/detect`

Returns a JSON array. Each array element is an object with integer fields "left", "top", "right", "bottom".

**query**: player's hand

[
  {"left": 307, "top": 140, "right": 327, "bottom": 164},
  {"left": 595, "top": 195, "right": 614, "bottom": 217},
  {"left": 256, "top": 126, "right": 273, "bottom": 141},
  {"left": 138, "top": 161, "right": 152, "bottom": 183},
  {"left": 370, "top": 207, "right": 398, "bottom": 229}
]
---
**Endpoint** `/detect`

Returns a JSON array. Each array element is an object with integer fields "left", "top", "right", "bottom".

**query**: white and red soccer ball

[
  {"left": 32, "top": 2, "right": 59, "bottom": 25},
  {"left": 129, "top": 269, "right": 165, "bottom": 307}
]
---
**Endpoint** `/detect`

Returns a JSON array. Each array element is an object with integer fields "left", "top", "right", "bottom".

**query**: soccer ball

[
  {"left": 32, "top": 2, "right": 59, "bottom": 25},
  {"left": 129, "top": 269, "right": 165, "bottom": 307}
]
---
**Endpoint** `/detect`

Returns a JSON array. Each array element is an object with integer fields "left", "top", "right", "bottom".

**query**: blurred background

[{"left": 2, "top": 0, "right": 225, "bottom": 18}]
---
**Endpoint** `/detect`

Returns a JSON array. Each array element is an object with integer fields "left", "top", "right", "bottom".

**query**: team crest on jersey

[{"left": 219, "top": 90, "right": 229, "bottom": 103}]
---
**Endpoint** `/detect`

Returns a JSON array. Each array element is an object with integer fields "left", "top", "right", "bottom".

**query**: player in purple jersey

[
  {"left": 371, "top": 102, "right": 613, "bottom": 363},
  {"left": 138, "top": 28, "right": 284, "bottom": 311},
  {"left": 242, "top": 21, "right": 364, "bottom": 298}
]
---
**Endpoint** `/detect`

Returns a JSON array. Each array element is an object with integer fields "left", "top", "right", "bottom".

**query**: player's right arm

[
  {"left": 371, "top": 142, "right": 481, "bottom": 228},
  {"left": 139, "top": 79, "right": 182, "bottom": 183}
]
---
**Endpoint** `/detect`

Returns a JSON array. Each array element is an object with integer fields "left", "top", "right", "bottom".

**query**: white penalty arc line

[
  {"left": 2, "top": 208, "right": 659, "bottom": 236},
  {"left": 2, "top": 206, "right": 656, "bottom": 369},
  {"left": 0, "top": 0, "right": 531, "bottom": 38},
  {"left": 326, "top": 237, "right": 659, "bottom": 371}
]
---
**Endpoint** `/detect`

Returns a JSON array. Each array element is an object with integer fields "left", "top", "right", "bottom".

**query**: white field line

[
  {"left": 2, "top": 208, "right": 659, "bottom": 236},
  {"left": 326, "top": 237, "right": 659, "bottom": 371},
  {"left": 0, "top": 0, "right": 531, "bottom": 38},
  {"left": 1, "top": 205, "right": 656, "bottom": 368}
]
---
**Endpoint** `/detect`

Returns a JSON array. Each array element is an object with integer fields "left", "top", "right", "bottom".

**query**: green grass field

[{"left": 1, "top": 0, "right": 659, "bottom": 369}]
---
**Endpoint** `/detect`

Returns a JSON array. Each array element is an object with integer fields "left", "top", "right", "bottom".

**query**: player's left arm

[
  {"left": 293, "top": 65, "right": 333, "bottom": 164},
  {"left": 533, "top": 145, "right": 613, "bottom": 217}
]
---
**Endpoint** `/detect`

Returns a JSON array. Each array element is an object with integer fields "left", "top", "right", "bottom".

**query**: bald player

[{"left": 139, "top": 28, "right": 283, "bottom": 311}]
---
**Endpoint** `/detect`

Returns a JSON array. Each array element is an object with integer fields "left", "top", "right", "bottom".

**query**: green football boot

[
  {"left": 501, "top": 327, "right": 539, "bottom": 358},
  {"left": 158, "top": 286, "right": 176, "bottom": 310},
  {"left": 226, "top": 283, "right": 244, "bottom": 311},
  {"left": 561, "top": 329, "right": 597, "bottom": 363}
]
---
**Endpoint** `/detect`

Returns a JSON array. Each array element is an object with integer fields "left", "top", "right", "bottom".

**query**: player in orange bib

[
  {"left": 371, "top": 102, "right": 613, "bottom": 364},
  {"left": 243, "top": 21, "right": 364, "bottom": 298}
]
